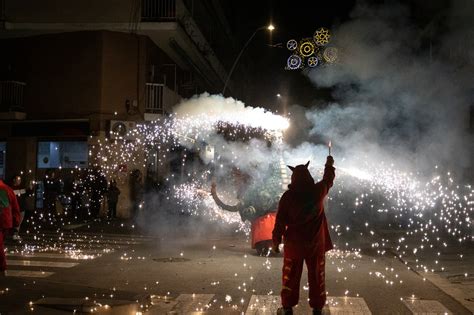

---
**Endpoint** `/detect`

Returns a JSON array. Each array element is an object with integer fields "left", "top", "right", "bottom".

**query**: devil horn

[
  {"left": 305, "top": 161, "right": 310, "bottom": 168},
  {"left": 287, "top": 165, "right": 295, "bottom": 171}
]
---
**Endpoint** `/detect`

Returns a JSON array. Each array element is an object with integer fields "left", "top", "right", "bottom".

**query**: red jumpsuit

[
  {"left": 272, "top": 162, "right": 335, "bottom": 310},
  {"left": 0, "top": 180, "right": 21, "bottom": 272}
]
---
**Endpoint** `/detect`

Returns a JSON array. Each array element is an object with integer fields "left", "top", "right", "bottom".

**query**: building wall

[
  {"left": 2, "top": 0, "right": 234, "bottom": 97},
  {"left": 0, "top": 31, "right": 103, "bottom": 120},
  {"left": 99, "top": 31, "right": 148, "bottom": 130},
  {"left": 0, "top": 31, "right": 161, "bottom": 126},
  {"left": 0, "top": 30, "right": 172, "bottom": 218},
  {"left": 4, "top": 137, "right": 36, "bottom": 181},
  {"left": 4, "top": 0, "right": 132, "bottom": 23}
]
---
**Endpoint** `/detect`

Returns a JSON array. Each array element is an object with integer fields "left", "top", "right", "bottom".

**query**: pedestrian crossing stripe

[
  {"left": 13, "top": 235, "right": 144, "bottom": 246},
  {"left": 5, "top": 232, "right": 152, "bottom": 254},
  {"left": 16, "top": 231, "right": 155, "bottom": 241},
  {"left": 5, "top": 270, "right": 54, "bottom": 278},
  {"left": 7, "top": 260, "right": 79, "bottom": 268},
  {"left": 246, "top": 295, "right": 280, "bottom": 314},
  {"left": 150, "top": 294, "right": 214, "bottom": 314},
  {"left": 3, "top": 231, "right": 153, "bottom": 279},
  {"left": 7, "top": 252, "right": 98, "bottom": 260},
  {"left": 245, "top": 295, "right": 372, "bottom": 315},
  {"left": 327, "top": 296, "right": 371, "bottom": 314},
  {"left": 402, "top": 298, "right": 453, "bottom": 314}
]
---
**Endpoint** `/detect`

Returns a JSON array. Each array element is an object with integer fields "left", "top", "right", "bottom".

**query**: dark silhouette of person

[
  {"left": 9, "top": 174, "right": 34, "bottom": 241},
  {"left": 273, "top": 156, "right": 335, "bottom": 315},
  {"left": 130, "top": 169, "right": 143, "bottom": 218},
  {"left": 106, "top": 180, "right": 120, "bottom": 219},
  {"left": 85, "top": 167, "right": 107, "bottom": 218},
  {"left": 43, "top": 169, "right": 61, "bottom": 219}
]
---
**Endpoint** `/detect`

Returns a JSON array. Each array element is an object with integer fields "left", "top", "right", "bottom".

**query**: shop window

[{"left": 37, "top": 141, "right": 88, "bottom": 169}]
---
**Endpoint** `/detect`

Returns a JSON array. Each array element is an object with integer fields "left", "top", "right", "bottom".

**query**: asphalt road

[{"left": 0, "top": 218, "right": 472, "bottom": 314}]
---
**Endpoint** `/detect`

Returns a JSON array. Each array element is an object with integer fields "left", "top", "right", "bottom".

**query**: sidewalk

[{"left": 377, "top": 229, "right": 474, "bottom": 313}]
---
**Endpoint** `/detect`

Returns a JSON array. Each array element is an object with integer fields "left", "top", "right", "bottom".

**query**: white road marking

[
  {"left": 8, "top": 260, "right": 79, "bottom": 268},
  {"left": 6, "top": 270, "right": 54, "bottom": 278},
  {"left": 149, "top": 294, "right": 214, "bottom": 314},
  {"left": 7, "top": 252, "right": 98, "bottom": 260},
  {"left": 245, "top": 295, "right": 371, "bottom": 315},
  {"left": 326, "top": 296, "right": 372, "bottom": 315},
  {"left": 402, "top": 299, "right": 453, "bottom": 314},
  {"left": 245, "top": 295, "right": 281, "bottom": 315}
]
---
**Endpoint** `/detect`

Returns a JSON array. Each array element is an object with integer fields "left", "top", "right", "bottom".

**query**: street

[{"left": 0, "top": 217, "right": 472, "bottom": 314}]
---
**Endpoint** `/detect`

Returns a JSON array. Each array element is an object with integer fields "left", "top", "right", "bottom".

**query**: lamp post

[{"left": 222, "top": 24, "right": 275, "bottom": 96}]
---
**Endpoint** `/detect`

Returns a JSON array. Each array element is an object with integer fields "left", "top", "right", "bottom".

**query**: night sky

[{"left": 221, "top": 0, "right": 453, "bottom": 109}]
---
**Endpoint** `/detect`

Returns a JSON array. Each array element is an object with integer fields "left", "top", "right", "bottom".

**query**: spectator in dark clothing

[
  {"left": 70, "top": 171, "right": 87, "bottom": 219},
  {"left": 130, "top": 169, "right": 144, "bottom": 218},
  {"left": 85, "top": 167, "right": 108, "bottom": 218},
  {"left": 9, "top": 174, "right": 34, "bottom": 241},
  {"left": 106, "top": 180, "right": 120, "bottom": 219},
  {"left": 43, "top": 169, "right": 61, "bottom": 219}
]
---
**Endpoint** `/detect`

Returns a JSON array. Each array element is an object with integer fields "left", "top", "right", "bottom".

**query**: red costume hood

[{"left": 288, "top": 161, "right": 315, "bottom": 192}]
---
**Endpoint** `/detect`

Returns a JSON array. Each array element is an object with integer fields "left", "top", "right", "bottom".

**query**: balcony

[
  {"left": 141, "top": 0, "right": 177, "bottom": 22},
  {"left": 0, "top": 80, "right": 26, "bottom": 119},
  {"left": 144, "top": 82, "right": 181, "bottom": 121},
  {"left": 145, "top": 83, "right": 164, "bottom": 114}
]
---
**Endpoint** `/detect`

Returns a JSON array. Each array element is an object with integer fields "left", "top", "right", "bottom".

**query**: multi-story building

[{"left": 0, "top": 0, "right": 238, "bottom": 217}]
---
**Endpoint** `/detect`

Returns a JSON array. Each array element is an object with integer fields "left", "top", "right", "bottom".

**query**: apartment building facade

[{"left": 0, "top": 0, "right": 237, "bottom": 217}]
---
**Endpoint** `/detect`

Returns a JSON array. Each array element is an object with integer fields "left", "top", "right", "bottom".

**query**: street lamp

[
  {"left": 222, "top": 24, "right": 275, "bottom": 96},
  {"left": 275, "top": 93, "right": 288, "bottom": 116}
]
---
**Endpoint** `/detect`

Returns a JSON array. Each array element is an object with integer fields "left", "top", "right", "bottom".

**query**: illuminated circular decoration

[
  {"left": 323, "top": 47, "right": 338, "bottom": 63},
  {"left": 286, "top": 39, "right": 297, "bottom": 51},
  {"left": 287, "top": 54, "right": 302, "bottom": 70},
  {"left": 314, "top": 27, "right": 331, "bottom": 46},
  {"left": 307, "top": 56, "right": 319, "bottom": 67},
  {"left": 299, "top": 40, "right": 315, "bottom": 57}
]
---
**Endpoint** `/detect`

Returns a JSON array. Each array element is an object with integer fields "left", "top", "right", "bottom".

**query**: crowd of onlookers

[
  {"left": 0, "top": 167, "right": 152, "bottom": 276},
  {"left": 35, "top": 167, "right": 125, "bottom": 223},
  {"left": 0, "top": 167, "right": 153, "bottom": 238}
]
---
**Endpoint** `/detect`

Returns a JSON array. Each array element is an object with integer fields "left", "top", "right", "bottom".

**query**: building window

[{"left": 37, "top": 141, "right": 88, "bottom": 169}]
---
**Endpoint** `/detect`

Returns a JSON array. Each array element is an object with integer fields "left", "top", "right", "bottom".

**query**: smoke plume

[{"left": 303, "top": 1, "right": 473, "bottom": 177}]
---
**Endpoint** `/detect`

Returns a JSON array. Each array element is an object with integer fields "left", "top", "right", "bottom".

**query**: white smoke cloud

[
  {"left": 303, "top": 1, "right": 473, "bottom": 177},
  {"left": 173, "top": 93, "right": 289, "bottom": 131}
]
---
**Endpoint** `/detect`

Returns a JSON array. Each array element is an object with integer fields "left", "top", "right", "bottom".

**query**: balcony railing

[
  {"left": 145, "top": 83, "right": 164, "bottom": 114},
  {"left": 0, "top": 81, "right": 26, "bottom": 112},
  {"left": 141, "top": 0, "right": 177, "bottom": 22}
]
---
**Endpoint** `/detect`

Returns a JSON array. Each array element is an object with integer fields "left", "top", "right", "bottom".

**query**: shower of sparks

[
  {"left": 328, "top": 159, "right": 472, "bottom": 278},
  {"left": 87, "top": 102, "right": 472, "bottom": 276},
  {"left": 4, "top": 97, "right": 472, "bottom": 313}
]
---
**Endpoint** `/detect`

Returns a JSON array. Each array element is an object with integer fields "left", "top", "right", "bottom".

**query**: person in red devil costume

[
  {"left": 273, "top": 156, "right": 335, "bottom": 315},
  {"left": 0, "top": 179, "right": 21, "bottom": 276}
]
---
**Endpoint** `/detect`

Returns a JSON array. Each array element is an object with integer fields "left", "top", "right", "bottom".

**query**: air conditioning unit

[{"left": 109, "top": 120, "right": 137, "bottom": 140}]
